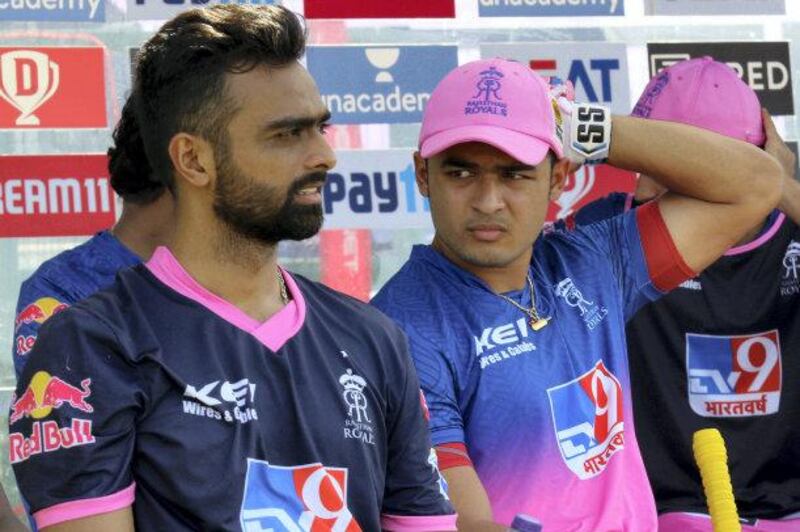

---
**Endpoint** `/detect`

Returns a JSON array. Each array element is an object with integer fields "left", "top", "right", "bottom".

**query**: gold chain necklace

[
  {"left": 495, "top": 274, "right": 550, "bottom": 331},
  {"left": 276, "top": 268, "right": 289, "bottom": 305}
]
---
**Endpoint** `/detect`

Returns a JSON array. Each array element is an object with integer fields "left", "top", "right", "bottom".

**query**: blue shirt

[
  {"left": 373, "top": 208, "right": 667, "bottom": 531},
  {"left": 12, "top": 231, "right": 140, "bottom": 380},
  {"left": 10, "top": 247, "right": 454, "bottom": 531}
]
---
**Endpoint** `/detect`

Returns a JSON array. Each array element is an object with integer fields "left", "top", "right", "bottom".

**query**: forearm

[
  {"left": 608, "top": 115, "right": 781, "bottom": 207},
  {"left": 779, "top": 174, "right": 800, "bottom": 225}
]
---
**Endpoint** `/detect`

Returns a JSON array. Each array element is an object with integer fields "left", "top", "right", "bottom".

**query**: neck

[
  {"left": 431, "top": 235, "right": 531, "bottom": 293},
  {"left": 111, "top": 193, "right": 174, "bottom": 260},
  {"left": 169, "top": 201, "right": 286, "bottom": 322}
]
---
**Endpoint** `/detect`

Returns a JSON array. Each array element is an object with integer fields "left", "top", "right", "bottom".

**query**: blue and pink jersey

[
  {"left": 372, "top": 203, "right": 692, "bottom": 530},
  {"left": 10, "top": 247, "right": 455, "bottom": 530}
]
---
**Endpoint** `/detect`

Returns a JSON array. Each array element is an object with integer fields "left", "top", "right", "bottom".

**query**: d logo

[{"left": 0, "top": 51, "right": 60, "bottom": 126}]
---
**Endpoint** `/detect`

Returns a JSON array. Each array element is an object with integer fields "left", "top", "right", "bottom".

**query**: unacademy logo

[{"left": 479, "top": 0, "right": 620, "bottom": 15}]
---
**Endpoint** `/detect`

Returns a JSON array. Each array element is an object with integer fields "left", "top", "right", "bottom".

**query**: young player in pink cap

[
  {"left": 372, "top": 57, "right": 784, "bottom": 531},
  {"left": 563, "top": 57, "right": 800, "bottom": 532}
]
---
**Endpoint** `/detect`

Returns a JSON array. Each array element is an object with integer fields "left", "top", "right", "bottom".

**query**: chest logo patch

[
  {"left": 555, "top": 277, "right": 608, "bottom": 330},
  {"left": 240, "top": 459, "right": 362, "bottom": 532},
  {"left": 687, "top": 330, "right": 782, "bottom": 417},
  {"left": 183, "top": 378, "right": 258, "bottom": 425},
  {"left": 340, "top": 369, "right": 375, "bottom": 446},
  {"left": 781, "top": 241, "right": 800, "bottom": 296},
  {"left": 547, "top": 360, "right": 625, "bottom": 480}
]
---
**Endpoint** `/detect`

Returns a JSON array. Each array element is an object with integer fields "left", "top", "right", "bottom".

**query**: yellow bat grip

[{"left": 693, "top": 428, "right": 741, "bottom": 532}]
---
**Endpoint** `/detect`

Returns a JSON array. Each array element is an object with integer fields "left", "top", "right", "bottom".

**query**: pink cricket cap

[
  {"left": 419, "top": 58, "right": 563, "bottom": 165},
  {"left": 632, "top": 56, "right": 764, "bottom": 146}
]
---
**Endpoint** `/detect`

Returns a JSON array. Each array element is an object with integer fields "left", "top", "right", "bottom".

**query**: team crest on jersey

[
  {"left": 555, "top": 278, "right": 608, "bottom": 330},
  {"left": 182, "top": 378, "right": 258, "bottom": 425},
  {"left": 239, "top": 459, "right": 362, "bottom": 532},
  {"left": 687, "top": 331, "right": 782, "bottom": 417},
  {"left": 780, "top": 241, "right": 800, "bottom": 296},
  {"left": 546, "top": 360, "right": 625, "bottom": 480},
  {"left": 339, "top": 369, "right": 375, "bottom": 446}
]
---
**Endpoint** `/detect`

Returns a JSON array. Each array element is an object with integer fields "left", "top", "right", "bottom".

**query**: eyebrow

[
  {"left": 262, "top": 110, "right": 332, "bottom": 132},
  {"left": 440, "top": 157, "right": 537, "bottom": 173}
]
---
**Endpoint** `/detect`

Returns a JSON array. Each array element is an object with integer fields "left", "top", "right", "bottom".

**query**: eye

[
  {"left": 503, "top": 170, "right": 535, "bottom": 181},
  {"left": 445, "top": 168, "right": 474, "bottom": 180},
  {"left": 318, "top": 122, "right": 332, "bottom": 135}
]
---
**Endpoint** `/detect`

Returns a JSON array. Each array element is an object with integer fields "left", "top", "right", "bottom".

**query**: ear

[
  {"left": 413, "top": 151, "right": 430, "bottom": 197},
  {"left": 168, "top": 132, "right": 216, "bottom": 191},
  {"left": 548, "top": 157, "right": 573, "bottom": 201}
]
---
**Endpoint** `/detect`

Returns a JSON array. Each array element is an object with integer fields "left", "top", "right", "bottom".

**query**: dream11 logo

[{"left": 0, "top": 50, "right": 59, "bottom": 126}]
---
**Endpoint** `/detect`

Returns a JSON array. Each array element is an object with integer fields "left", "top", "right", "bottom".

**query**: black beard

[{"left": 213, "top": 159, "right": 327, "bottom": 246}]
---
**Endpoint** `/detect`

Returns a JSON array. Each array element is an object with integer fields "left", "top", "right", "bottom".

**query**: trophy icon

[
  {"left": 0, "top": 50, "right": 60, "bottom": 126},
  {"left": 365, "top": 48, "right": 400, "bottom": 83}
]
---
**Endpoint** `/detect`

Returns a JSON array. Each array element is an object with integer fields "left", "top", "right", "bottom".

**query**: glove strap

[{"left": 568, "top": 103, "right": 611, "bottom": 164}]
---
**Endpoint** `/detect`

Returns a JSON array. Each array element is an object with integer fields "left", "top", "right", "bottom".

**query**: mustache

[{"left": 288, "top": 171, "right": 328, "bottom": 195}]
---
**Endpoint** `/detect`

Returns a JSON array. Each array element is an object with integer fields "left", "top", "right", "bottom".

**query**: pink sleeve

[
  {"left": 381, "top": 513, "right": 458, "bottom": 531},
  {"left": 34, "top": 482, "right": 135, "bottom": 528}
]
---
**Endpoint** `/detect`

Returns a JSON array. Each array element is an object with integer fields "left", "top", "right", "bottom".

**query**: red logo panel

[
  {"left": 0, "top": 47, "right": 106, "bottom": 129},
  {"left": 546, "top": 164, "right": 637, "bottom": 222},
  {"left": 304, "top": 0, "right": 455, "bottom": 19},
  {"left": 0, "top": 154, "right": 115, "bottom": 237}
]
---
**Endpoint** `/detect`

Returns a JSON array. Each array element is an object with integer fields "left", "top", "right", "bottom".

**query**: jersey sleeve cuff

[
  {"left": 435, "top": 442, "right": 473, "bottom": 470},
  {"left": 381, "top": 513, "right": 458, "bottom": 531},
  {"left": 636, "top": 201, "right": 696, "bottom": 292},
  {"left": 33, "top": 482, "right": 135, "bottom": 528}
]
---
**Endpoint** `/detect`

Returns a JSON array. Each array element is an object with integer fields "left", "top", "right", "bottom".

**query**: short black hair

[
  {"left": 107, "top": 94, "right": 165, "bottom": 204},
  {"left": 133, "top": 4, "right": 307, "bottom": 191}
]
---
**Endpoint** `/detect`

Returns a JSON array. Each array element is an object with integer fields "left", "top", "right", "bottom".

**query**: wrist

[{"left": 563, "top": 103, "right": 612, "bottom": 165}]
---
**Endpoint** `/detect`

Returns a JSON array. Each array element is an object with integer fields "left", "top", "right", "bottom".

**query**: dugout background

[{"left": 1, "top": 0, "right": 799, "bottom": 520}]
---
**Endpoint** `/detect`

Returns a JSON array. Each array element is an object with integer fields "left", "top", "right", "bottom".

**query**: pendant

[{"left": 530, "top": 317, "right": 550, "bottom": 331}]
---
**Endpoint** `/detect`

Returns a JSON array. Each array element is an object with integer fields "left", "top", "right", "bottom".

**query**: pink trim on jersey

[
  {"left": 146, "top": 247, "right": 305, "bottom": 351},
  {"left": 725, "top": 212, "right": 785, "bottom": 256},
  {"left": 381, "top": 513, "right": 457, "bottom": 531},
  {"left": 659, "top": 512, "right": 800, "bottom": 532},
  {"left": 624, "top": 193, "right": 634, "bottom": 212},
  {"left": 34, "top": 482, "right": 135, "bottom": 528}
]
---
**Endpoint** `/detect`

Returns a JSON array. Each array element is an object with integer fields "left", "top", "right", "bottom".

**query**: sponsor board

[
  {"left": 0, "top": 47, "right": 106, "bottom": 129},
  {"left": 307, "top": 45, "right": 458, "bottom": 124},
  {"left": 304, "top": 0, "right": 454, "bottom": 18},
  {"left": 648, "top": 42, "right": 793, "bottom": 115},
  {"left": 127, "top": 0, "right": 276, "bottom": 20},
  {"left": 322, "top": 149, "right": 432, "bottom": 230},
  {"left": 687, "top": 331, "right": 782, "bottom": 417},
  {"left": 478, "top": 0, "right": 623, "bottom": 17},
  {"left": 0, "top": 154, "right": 115, "bottom": 237},
  {"left": 481, "top": 42, "right": 631, "bottom": 115},
  {"left": 645, "top": 0, "right": 784, "bottom": 15},
  {"left": 0, "top": 0, "right": 104, "bottom": 21},
  {"left": 546, "top": 164, "right": 636, "bottom": 222}
]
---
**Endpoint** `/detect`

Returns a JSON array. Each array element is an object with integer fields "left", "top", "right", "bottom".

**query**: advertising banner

[
  {"left": 645, "top": 0, "right": 784, "bottom": 15},
  {"left": 0, "top": 0, "right": 104, "bottom": 22},
  {"left": 304, "top": 0, "right": 454, "bottom": 19},
  {"left": 478, "top": 0, "right": 623, "bottom": 17},
  {"left": 127, "top": 0, "right": 276, "bottom": 21}
]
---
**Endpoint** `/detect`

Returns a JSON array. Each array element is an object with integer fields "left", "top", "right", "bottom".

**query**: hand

[
  {"left": 546, "top": 77, "right": 610, "bottom": 167},
  {"left": 762, "top": 108, "right": 796, "bottom": 181}
]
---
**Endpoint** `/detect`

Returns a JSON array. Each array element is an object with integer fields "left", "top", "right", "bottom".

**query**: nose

[
  {"left": 307, "top": 130, "right": 337, "bottom": 172},
  {"left": 472, "top": 175, "right": 505, "bottom": 215}
]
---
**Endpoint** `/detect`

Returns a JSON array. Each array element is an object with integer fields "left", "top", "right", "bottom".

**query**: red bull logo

[
  {"left": 8, "top": 371, "right": 95, "bottom": 464},
  {"left": 15, "top": 335, "right": 36, "bottom": 356},
  {"left": 14, "top": 297, "right": 68, "bottom": 331},
  {"left": 10, "top": 370, "right": 92, "bottom": 424}
]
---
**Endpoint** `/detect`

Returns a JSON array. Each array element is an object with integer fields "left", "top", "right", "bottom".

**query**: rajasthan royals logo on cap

[
  {"left": 547, "top": 360, "right": 625, "bottom": 480},
  {"left": 632, "top": 69, "right": 669, "bottom": 118},
  {"left": 240, "top": 459, "right": 362, "bottom": 531},
  {"left": 465, "top": 66, "right": 507, "bottom": 117}
]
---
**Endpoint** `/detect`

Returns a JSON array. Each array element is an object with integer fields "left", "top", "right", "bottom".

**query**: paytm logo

[
  {"left": 479, "top": 0, "right": 623, "bottom": 17},
  {"left": 481, "top": 43, "right": 631, "bottom": 114},
  {"left": 322, "top": 149, "right": 432, "bottom": 230},
  {"left": 307, "top": 45, "right": 458, "bottom": 124},
  {"left": 0, "top": 0, "right": 103, "bottom": 22}
]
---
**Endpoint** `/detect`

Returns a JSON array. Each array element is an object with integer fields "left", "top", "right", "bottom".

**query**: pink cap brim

[{"left": 419, "top": 125, "right": 562, "bottom": 166}]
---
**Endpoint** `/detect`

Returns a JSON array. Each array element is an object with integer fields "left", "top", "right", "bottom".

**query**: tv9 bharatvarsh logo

[
  {"left": 8, "top": 370, "right": 95, "bottom": 464},
  {"left": 182, "top": 378, "right": 258, "bottom": 425},
  {"left": 307, "top": 45, "right": 458, "bottom": 124},
  {"left": 687, "top": 331, "right": 782, "bottom": 418},
  {"left": 240, "top": 459, "right": 362, "bottom": 531},
  {"left": 547, "top": 360, "right": 625, "bottom": 479},
  {"left": 340, "top": 368, "right": 375, "bottom": 445}
]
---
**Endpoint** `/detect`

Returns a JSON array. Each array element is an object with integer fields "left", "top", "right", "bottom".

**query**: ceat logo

[
  {"left": 10, "top": 370, "right": 93, "bottom": 424},
  {"left": 14, "top": 297, "right": 68, "bottom": 331},
  {"left": 240, "top": 459, "right": 362, "bottom": 531},
  {"left": 530, "top": 58, "right": 619, "bottom": 104}
]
